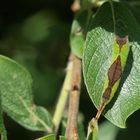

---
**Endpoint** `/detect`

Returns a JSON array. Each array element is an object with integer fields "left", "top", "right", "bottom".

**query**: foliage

[
  {"left": 0, "top": 0, "right": 140, "bottom": 140},
  {"left": 83, "top": 2, "right": 140, "bottom": 128}
]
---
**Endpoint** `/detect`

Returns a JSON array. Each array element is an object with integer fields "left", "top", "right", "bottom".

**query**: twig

[
  {"left": 65, "top": 54, "right": 81, "bottom": 140},
  {"left": 53, "top": 54, "right": 74, "bottom": 132},
  {"left": 71, "top": 0, "right": 81, "bottom": 12}
]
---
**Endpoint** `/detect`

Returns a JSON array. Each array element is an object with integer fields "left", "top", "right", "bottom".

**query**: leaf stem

[
  {"left": 52, "top": 54, "right": 73, "bottom": 132},
  {"left": 109, "top": 0, "right": 116, "bottom": 33},
  {"left": 86, "top": 103, "right": 105, "bottom": 140},
  {"left": 65, "top": 54, "right": 81, "bottom": 140},
  {"left": 86, "top": 118, "right": 98, "bottom": 140}
]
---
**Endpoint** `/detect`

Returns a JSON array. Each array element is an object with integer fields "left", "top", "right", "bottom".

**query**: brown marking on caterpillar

[
  {"left": 108, "top": 55, "right": 122, "bottom": 86},
  {"left": 93, "top": 35, "right": 129, "bottom": 125},
  {"left": 116, "top": 35, "right": 128, "bottom": 52},
  {"left": 102, "top": 55, "right": 122, "bottom": 103}
]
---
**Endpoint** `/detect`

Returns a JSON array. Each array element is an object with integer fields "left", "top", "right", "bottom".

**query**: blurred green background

[{"left": 0, "top": 0, "right": 140, "bottom": 140}]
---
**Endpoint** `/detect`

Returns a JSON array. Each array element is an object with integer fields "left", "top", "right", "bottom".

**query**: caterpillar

[{"left": 96, "top": 35, "right": 129, "bottom": 120}]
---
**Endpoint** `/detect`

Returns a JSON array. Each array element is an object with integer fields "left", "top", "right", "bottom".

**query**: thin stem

[
  {"left": 86, "top": 103, "right": 105, "bottom": 140},
  {"left": 65, "top": 54, "right": 81, "bottom": 140},
  {"left": 109, "top": 0, "right": 116, "bottom": 33},
  {"left": 86, "top": 117, "right": 98, "bottom": 140},
  {"left": 53, "top": 54, "right": 73, "bottom": 132}
]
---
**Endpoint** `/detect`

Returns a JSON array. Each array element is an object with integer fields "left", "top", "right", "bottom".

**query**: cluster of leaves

[
  {"left": 0, "top": 0, "right": 140, "bottom": 140},
  {"left": 71, "top": 0, "right": 140, "bottom": 139}
]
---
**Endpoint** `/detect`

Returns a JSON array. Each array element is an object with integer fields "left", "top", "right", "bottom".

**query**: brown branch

[
  {"left": 71, "top": 0, "right": 81, "bottom": 12},
  {"left": 65, "top": 53, "right": 81, "bottom": 140}
]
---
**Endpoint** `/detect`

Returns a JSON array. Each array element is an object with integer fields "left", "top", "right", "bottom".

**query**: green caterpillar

[
  {"left": 87, "top": 35, "right": 129, "bottom": 140},
  {"left": 96, "top": 35, "right": 129, "bottom": 120}
]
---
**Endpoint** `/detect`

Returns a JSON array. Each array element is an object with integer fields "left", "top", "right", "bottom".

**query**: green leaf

[
  {"left": 37, "top": 134, "right": 55, "bottom": 140},
  {"left": 0, "top": 94, "right": 7, "bottom": 140},
  {"left": 21, "top": 11, "right": 58, "bottom": 43},
  {"left": 36, "top": 134, "right": 67, "bottom": 140},
  {"left": 0, "top": 55, "right": 53, "bottom": 132},
  {"left": 77, "top": 122, "right": 86, "bottom": 140},
  {"left": 83, "top": 2, "right": 140, "bottom": 128},
  {"left": 128, "top": 0, "right": 140, "bottom": 25},
  {"left": 70, "top": 10, "right": 92, "bottom": 58},
  {"left": 98, "top": 121, "right": 119, "bottom": 140}
]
